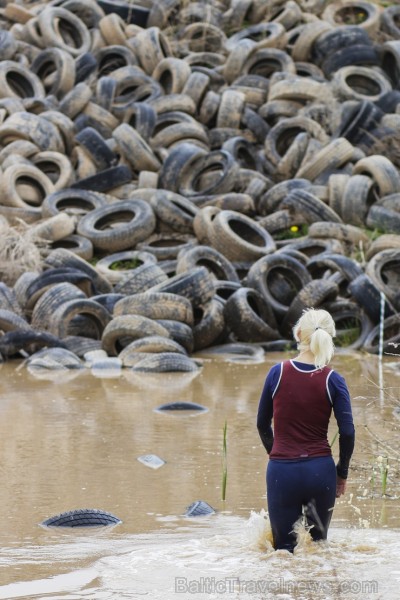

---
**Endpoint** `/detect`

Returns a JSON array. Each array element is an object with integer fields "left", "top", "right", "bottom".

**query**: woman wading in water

[{"left": 257, "top": 308, "right": 355, "bottom": 552}]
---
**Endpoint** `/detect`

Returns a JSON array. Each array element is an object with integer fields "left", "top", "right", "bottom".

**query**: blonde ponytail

[{"left": 293, "top": 308, "right": 336, "bottom": 369}]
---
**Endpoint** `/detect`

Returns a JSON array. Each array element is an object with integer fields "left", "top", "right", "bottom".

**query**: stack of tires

[{"left": 1, "top": 0, "right": 400, "bottom": 368}]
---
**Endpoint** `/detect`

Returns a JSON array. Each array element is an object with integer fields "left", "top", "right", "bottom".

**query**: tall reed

[{"left": 221, "top": 420, "right": 227, "bottom": 501}]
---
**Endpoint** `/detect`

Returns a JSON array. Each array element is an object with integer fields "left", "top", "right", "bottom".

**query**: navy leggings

[{"left": 267, "top": 456, "right": 336, "bottom": 552}]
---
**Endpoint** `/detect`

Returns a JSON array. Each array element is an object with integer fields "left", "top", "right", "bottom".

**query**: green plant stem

[{"left": 221, "top": 420, "right": 227, "bottom": 501}]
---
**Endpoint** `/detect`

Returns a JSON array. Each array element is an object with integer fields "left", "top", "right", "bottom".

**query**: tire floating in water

[{"left": 41, "top": 508, "right": 122, "bottom": 528}]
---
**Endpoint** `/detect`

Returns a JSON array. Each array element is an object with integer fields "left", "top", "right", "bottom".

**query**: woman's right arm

[{"left": 330, "top": 372, "right": 355, "bottom": 481}]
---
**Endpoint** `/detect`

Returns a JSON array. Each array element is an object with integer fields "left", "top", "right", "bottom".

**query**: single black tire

[
  {"left": 102, "top": 315, "right": 170, "bottom": 356},
  {"left": 224, "top": 287, "right": 279, "bottom": 343},
  {"left": 210, "top": 210, "right": 276, "bottom": 262},
  {"left": 47, "top": 298, "right": 112, "bottom": 339},
  {"left": 42, "top": 188, "right": 108, "bottom": 219},
  {"left": 192, "top": 298, "right": 226, "bottom": 351},
  {"left": 246, "top": 254, "right": 312, "bottom": 319},
  {"left": 114, "top": 292, "right": 193, "bottom": 326},
  {"left": 77, "top": 200, "right": 156, "bottom": 252},
  {"left": 348, "top": 273, "right": 393, "bottom": 323},
  {"left": 176, "top": 245, "right": 240, "bottom": 283},
  {"left": 41, "top": 508, "right": 121, "bottom": 528},
  {"left": 365, "top": 249, "right": 400, "bottom": 304},
  {"left": 119, "top": 335, "right": 187, "bottom": 367},
  {"left": 31, "top": 282, "right": 86, "bottom": 330},
  {"left": 313, "top": 26, "right": 372, "bottom": 65}
]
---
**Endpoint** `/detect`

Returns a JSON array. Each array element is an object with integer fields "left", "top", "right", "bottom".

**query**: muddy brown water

[{"left": 0, "top": 351, "right": 399, "bottom": 599}]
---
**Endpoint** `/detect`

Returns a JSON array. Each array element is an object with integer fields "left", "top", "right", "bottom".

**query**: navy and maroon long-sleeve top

[{"left": 257, "top": 360, "right": 355, "bottom": 479}]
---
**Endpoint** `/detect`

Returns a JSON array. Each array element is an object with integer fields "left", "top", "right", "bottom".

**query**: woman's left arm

[{"left": 256, "top": 365, "right": 280, "bottom": 454}]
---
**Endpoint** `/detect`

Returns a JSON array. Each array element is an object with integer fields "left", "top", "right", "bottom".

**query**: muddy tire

[
  {"left": 326, "top": 299, "right": 373, "bottom": 350},
  {"left": 176, "top": 245, "right": 239, "bottom": 283},
  {"left": 132, "top": 352, "right": 200, "bottom": 373},
  {"left": 42, "top": 188, "right": 108, "bottom": 219},
  {"left": 365, "top": 249, "right": 400, "bottom": 304},
  {"left": 114, "top": 264, "right": 168, "bottom": 295},
  {"left": 155, "top": 319, "right": 194, "bottom": 354},
  {"left": 49, "top": 235, "right": 94, "bottom": 261},
  {"left": 95, "top": 251, "right": 157, "bottom": 285},
  {"left": 25, "top": 269, "right": 94, "bottom": 312},
  {"left": 348, "top": 273, "right": 393, "bottom": 323},
  {"left": 0, "top": 309, "right": 30, "bottom": 333},
  {"left": 210, "top": 210, "right": 276, "bottom": 262},
  {"left": 224, "top": 287, "right": 279, "bottom": 343},
  {"left": 193, "top": 298, "right": 226, "bottom": 350},
  {"left": 77, "top": 200, "right": 156, "bottom": 252},
  {"left": 102, "top": 315, "right": 170, "bottom": 356},
  {"left": 136, "top": 233, "right": 198, "bottom": 261},
  {"left": 149, "top": 266, "right": 215, "bottom": 308},
  {"left": 149, "top": 191, "right": 199, "bottom": 234},
  {"left": 45, "top": 298, "right": 111, "bottom": 339},
  {"left": 114, "top": 292, "right": 193, "bottom": 326},
  {"left": 119, "top": 335, "right": 187, "bottom": 367},
  {"left": 247, "top": 254, "right": 312, "bottom": 319},
  {"left": 0, "top": 330, "right": 66, "bottom": 357}
]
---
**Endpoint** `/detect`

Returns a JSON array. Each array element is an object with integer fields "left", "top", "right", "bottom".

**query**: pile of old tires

[{"left": 1, "top": 0, "right": 400, "bottom": 370}]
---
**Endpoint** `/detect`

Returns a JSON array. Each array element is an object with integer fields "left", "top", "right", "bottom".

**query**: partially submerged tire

[
  {"left": 132, "top": 352, "right": 200, "bottom": 373},
  {"left": 41, "top": 508, "right": 122, "bottom": 528}
]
